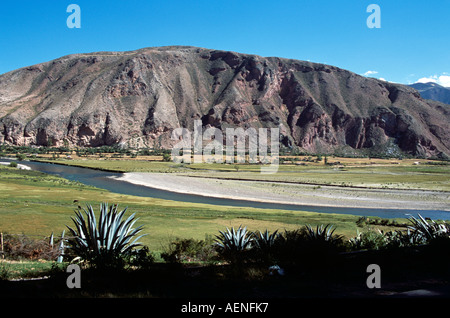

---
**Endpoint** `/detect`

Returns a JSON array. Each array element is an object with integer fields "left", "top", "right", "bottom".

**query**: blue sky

[{"left": 0, "top": 0, "right": 449, "bottom": 86}]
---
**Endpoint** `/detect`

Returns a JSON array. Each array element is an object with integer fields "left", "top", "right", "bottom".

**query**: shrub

[
  {"left": 348, "top": 228, "right": 425, "bottom": 251},
  {"left": 1, "top": 233, "right": 61, "bottom": 261},
  {"left": 383, "top": 229, "right": 425, "bottom": 248},
  {"left": 161, "top": 237, "right": 217, "bottom": 264},
  {"left": 128, "top": 246, "right": 155, "bottom": 269},
  {"left": 356, "top": 216, "right": 407, "bottom": 228},
  {"left": 348, "top": 230, "right": 391, "bottom": 251}
]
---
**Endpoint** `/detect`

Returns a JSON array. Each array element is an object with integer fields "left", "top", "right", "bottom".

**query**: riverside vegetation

[
  {"left": 0, "top": 147, "right": 449, "bottom": 297},
  {"left": 1, "top": 200, "right": 450, "bottom": 297}
]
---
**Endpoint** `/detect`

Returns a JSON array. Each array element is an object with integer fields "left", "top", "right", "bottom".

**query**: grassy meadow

[
  {"left": 1, "top": 152, "right": 450, "bottom": 297},
  {"left": 0, "top": 165, "right": 360, "bottom": 253},
  {"left": 1, "top": 151, "right": 448, "bottom": 255},
  {"left": 0, "top": 161, "right": 419, "bottom": 255}
]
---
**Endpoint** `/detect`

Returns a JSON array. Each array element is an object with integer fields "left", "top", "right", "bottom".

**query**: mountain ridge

[
  {"left": 408, "top": 82, "right": 450, "bottom": 105},
  {"left": 0, "top": 46, "right": 448, "bottom": 158}
]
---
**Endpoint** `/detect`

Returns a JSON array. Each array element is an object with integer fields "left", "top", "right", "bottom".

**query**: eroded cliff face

[{"left": 0, "top": 46, "right": 448, "bottom": 158}]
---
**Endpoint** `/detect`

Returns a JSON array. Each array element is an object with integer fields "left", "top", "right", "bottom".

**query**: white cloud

[
  {"left": 437, "top": 75, "right": 450, "bottom": 87},
  {"left": 364, "top": 70, "right": 378, "bottom": 76},
  {"left": 416, "top": 77, "right": 437, "bottom": 83},
  {"left": 416, "top": 74, "right": 450, "bottom": 87}
]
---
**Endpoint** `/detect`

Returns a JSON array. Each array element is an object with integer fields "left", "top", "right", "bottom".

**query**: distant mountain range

[
  {"left": 0, "top": 46, "right": 449, "bottom": 159},
  {"left": 408, "top": 82, "right": 450, "bottom": 105}
]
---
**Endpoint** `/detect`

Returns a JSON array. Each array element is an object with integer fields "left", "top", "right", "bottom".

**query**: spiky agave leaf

[
  {"left": 66, "top": 202, "right": 147, "bottom": 268},
  {"left": 66, "top": 209, "right": 93, "bottom": 258},
  {"left": 215, "top": 225, "right": 253, "bottom": 252},
  {"left": 214, "top": 226, "right": 254, "bottom": 264},
  {"left": 252, "top": 229, "right": 279, "bottom": 250},
  {"left": 99, "top": 207, "right": 145, "bottom": 255},
  {"left": 406, "top": 214, "right": 449, "bottom": 242},
  {"left": 68, "top": 205, "right": 99, "bottom": 252},
  {"left": 305, "top": 224, "right": 343, "bottom": 244}
]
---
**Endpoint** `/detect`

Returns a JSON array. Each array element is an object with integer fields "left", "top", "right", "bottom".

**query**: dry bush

[{"left": 2, "top": 233, "right": 61, "bottom": 261}]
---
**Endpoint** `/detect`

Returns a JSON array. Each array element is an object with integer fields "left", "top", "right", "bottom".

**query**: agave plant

[
  {"left": 251, "top": 229, "right": 280, "bottom": 264},
  {"left": 66, "top": 203, "right": 146, "bottom": 269},
  {"left": 253, "top": 229, "right": 279, "bottom": 248},
  {"left": 406, "top": 214, "right": 449, "bottom": 242},
  {"left": 252, "top": 229, "right": 279, "bottom": 251},
  {"left": 305, "top": 224, "right": 343, "bottom": 243},
  {"left": 215, "top": 226, "right": 253, "bottom": 263},
  {"left": 301, "top": 224, "right": 346, "bottom": 259}
]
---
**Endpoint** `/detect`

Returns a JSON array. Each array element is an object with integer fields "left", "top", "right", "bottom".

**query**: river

[{"left": 2, "top": 158, "right": 449, "bottom": 220}]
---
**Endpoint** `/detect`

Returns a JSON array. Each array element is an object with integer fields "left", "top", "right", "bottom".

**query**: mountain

[
  {"left": 408, "top": 82, "right": 450, "bottom": 105},
  {"left": 0, "top": 46, "right": 449, "bottom": 158}
]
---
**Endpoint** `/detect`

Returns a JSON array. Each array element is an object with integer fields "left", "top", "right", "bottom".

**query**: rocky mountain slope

[{"left": 0, "top": 46, "right": 449, "bottom": 158}]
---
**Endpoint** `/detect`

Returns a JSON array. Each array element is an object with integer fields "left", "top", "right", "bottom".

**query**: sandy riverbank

[
  {"left": 0, "top": 162, "right": 31, "bottom": 170},
  {"left": 113, "top": 172, "right": 450, "bottom": 211}
]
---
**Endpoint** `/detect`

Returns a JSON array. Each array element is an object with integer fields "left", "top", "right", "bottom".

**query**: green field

[
  {"left": 179, "top": 164, "right": 450, "bottom": 192},
  {"left": 33, "top": 156, "right": 450, "bottom": 191},
  {"left": 1, "top": 153, "right": 449, "bottom": 254},
  {"left": 1, "top": 157, "right": 450, "bottom": 297},
  {"left": 0, "top": 164, "right": 410, "bottom": 254}
]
